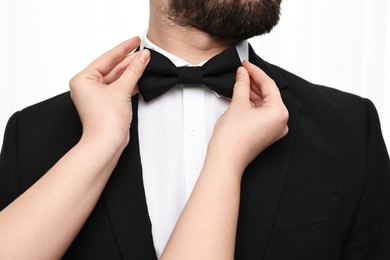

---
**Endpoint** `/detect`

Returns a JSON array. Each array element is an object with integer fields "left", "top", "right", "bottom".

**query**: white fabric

[{"left": 138, "top": 34, "right": 247, "bottom": 258}]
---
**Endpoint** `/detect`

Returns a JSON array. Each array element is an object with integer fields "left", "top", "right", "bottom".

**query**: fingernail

[
  {"left": 237, "top": 67, "right": 245, "bottom": 79},
  {"left": 139, "top": 49, "right": 150, "bottom": 63}
]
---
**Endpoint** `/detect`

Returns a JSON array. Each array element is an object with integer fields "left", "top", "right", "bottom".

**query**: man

[{"left": 1, "top": 0, "right": 389, "bottom": 259}]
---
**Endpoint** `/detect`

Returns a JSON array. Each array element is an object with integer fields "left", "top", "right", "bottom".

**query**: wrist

[
  {"left": 79, "top": 130, "right": 129, "bottom": 156},
  {"left": 203, "top": 150, "right": 247, "bottom": 182}
]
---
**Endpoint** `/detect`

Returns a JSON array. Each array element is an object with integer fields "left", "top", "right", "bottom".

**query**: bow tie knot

[
  {"left": 177, "top": 67, "right": 204, "bottom": 85},
  {"left": 138, "top": 47, "right": 242, "bottom": 102}
]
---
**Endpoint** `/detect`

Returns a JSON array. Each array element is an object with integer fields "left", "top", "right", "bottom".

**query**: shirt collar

[{"left": 141, "top": 31, "right": 248, "bottom": 67}]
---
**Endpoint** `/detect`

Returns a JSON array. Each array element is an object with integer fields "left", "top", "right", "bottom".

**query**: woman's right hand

[
  {"left": 69, "top": 37, "right": 150, "bottom": 150},
  {"left": 207, "top": 61, "right": 289, "bottom": 173}
]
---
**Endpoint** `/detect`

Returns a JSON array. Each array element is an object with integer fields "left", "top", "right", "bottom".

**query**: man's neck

[{"left": 148, "top": 4, "right": 238, "bottom": 64}]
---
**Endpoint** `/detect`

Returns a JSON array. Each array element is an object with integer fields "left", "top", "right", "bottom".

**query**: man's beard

[{"left": 168, "top": 0, "right": 282, "bottom": 41}]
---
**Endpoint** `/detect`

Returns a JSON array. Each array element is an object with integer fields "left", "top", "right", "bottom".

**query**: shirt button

[{"left": 189, "top": 126, "right": 198, "bottom": 136}]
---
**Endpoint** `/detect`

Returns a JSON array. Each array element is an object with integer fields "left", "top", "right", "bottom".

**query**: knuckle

[
  {"left": 268, "top": 78, "right": 277, "bottom": 86},
  {"left": 127, "top": 60, "right": 144, "bottom": 77},
  {"left": 110, "top": 67, "right": 124, "bottom": 82},
  {"left": 118, "top": 43, "right": 128, "bottom": 55},
  {"left": 274, "top": 106, "right": 289, "bottom": 138},
  {"left": 282, "top": 125, "right": 289, "bottom": 137},
  {"left": 68, "top": 75, "right": 79, "bottom": 90},
  {"left": 281, "top": 106, "right": 289, "bottom": 123},
  {"left": 280, "top": 108, "right": 289, "bottom": 136}
]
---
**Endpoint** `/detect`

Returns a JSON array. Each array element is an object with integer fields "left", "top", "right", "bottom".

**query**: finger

[
  {"left": 250, "top": 88, "right": 262, "bottom": 107},
  {"left": 231, "top": 67, "right": 251, "bottom": 103},
  {"left": 114, "top": 49, "right": 151, "bottom": 93},
  {"left": 103, "top": 53, "right": 137, "bottom": 84},
  {"left": 86, "top": 36, "right": 141, "bottom": 76},
  {"left": 242, "top": 61, "right": 281, "bottom": 103},
  {"left": 132, "top": 85, "right": 140, "bottom": 96}
]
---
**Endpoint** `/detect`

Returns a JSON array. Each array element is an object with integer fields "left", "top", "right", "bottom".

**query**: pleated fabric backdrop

[{"left": 0, "top": 0, "right": 389, "bottom": 147}]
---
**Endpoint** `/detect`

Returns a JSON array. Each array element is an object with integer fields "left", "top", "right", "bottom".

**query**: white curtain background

[{"left": 0, "top": 0, "right": 389, "bottom": 149}]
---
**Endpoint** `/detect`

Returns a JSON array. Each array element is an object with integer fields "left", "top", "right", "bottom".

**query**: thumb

[
  {"left": 231, "top": 66, "right": 250, "bottom": 103},
  {"left": 114, "top": 49, "right": 150, "bottom": 92}
]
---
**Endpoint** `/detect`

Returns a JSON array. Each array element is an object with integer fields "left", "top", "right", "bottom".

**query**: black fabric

[{"left": 138, "top": 46, "right": 242, "bottom": 101}]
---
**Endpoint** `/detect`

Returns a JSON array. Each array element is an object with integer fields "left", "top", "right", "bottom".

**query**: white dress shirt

[{"left": 138, "top": 32, "right": 248, "bottom": 258}]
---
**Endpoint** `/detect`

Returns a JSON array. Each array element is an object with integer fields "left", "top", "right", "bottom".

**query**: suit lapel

[
  {"left": 234, "top": 46, "right": 301, "bottom": 259},
  {"left": 102, "top": 96, "right": 157, "bottom": 260},
  {"left": 247, "top": 45, "right": 289, "bottom": 92}
]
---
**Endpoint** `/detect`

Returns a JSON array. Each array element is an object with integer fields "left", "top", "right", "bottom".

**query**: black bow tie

[{"left": 138, "top": 46, "right": 242, "bottom": 102}]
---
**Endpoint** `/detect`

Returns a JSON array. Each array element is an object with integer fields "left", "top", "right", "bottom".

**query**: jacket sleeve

[
  {"left": 342, "top": 99, "right": 390, "bottom": 259},
  {"left": 0, "top": 112, "right": 22, "bottom": 211}
]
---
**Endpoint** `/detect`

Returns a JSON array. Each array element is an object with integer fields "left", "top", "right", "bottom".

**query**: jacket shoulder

[
  {"left": 268, "top": 62, "right": 366, "bottom": 107},
  {"left": 19, "top": 91, "right": 77, "bottom": 120},
  {"left": 7, "top": 92, "right": 82, "bottom": 190}
]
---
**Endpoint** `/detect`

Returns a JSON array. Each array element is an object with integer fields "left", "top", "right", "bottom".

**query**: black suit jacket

[{"left": 1, "top": 46, "right": 389, "bottom": 259}]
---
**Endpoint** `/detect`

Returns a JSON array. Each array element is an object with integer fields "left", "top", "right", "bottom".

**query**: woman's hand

[
  {"left": 69, "top": 37, "right": 150, "bottom": 149},
  {"left": 207, "top": 61, "right": 289, "bottom": 173}
]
